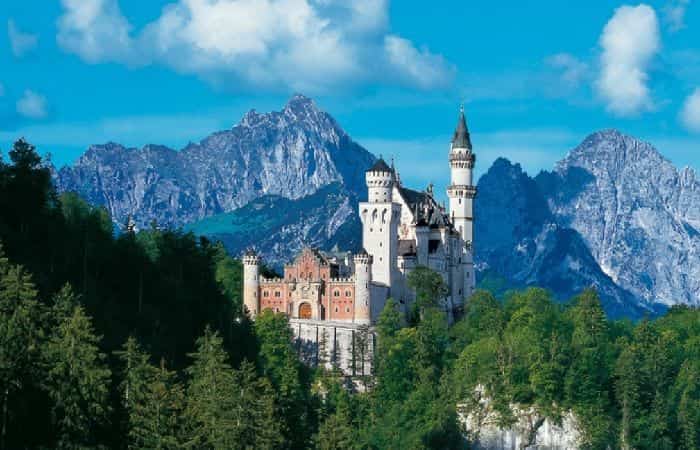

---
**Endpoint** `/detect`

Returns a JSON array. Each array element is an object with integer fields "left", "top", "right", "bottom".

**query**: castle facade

[{"left": 243, "top": 109, "right": 477, "bottom": 374}]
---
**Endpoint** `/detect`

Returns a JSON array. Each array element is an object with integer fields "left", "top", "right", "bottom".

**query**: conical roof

[
  {"left": 451, "top": 108, "right": 472, "bottom": 150},
  {"left": 367, "top": 158, "right": 392, "bottom": 173}
]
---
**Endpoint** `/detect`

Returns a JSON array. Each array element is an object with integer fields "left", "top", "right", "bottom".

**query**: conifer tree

[
  {"left": 43, "top": 286, "right": 111, "bottom": 449},
  {"left": 254, "top": 310, "right": 309, "bottom": 448},
  {"left": 0, "top": 263, "right": 43, "bottom": 450},
  {"left": 184, "top": 326, "right": 238, "bottom": 449},
  {"left": 231, "top": 360, "right": 283, "bottom": 449},
  {"left": 117, "top": 337, "right": 184, "bottom": 449}
]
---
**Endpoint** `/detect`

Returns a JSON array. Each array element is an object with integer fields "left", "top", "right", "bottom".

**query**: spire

[{"left": 451, "top": 105, "right": 472, "bottom": 150}]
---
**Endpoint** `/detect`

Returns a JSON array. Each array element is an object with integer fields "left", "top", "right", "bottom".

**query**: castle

[{"left": 243, "top": 108, "right": 476, "bottom": 374}]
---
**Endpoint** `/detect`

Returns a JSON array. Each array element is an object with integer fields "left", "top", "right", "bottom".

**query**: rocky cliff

[{"left": 55, "top": 95, "right": 375, "bottom": 230}]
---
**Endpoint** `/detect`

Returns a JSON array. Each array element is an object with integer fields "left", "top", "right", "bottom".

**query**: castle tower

[
  {"left": 359, "top": 159, "right": 400, "bottom": 296},
  {"left": 353, "top": 249, "right": 373, "bottom": 324},
  {"left": 447, "top": 107, "right": 477, "bottom": 247},
  {"left": 242, "top": 250, "right": 260, "bottom": 318}
]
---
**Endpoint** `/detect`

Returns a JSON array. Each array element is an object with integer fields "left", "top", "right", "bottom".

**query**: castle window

[
  {"left": 274, "top": 291, "right": 281, "bottom": 298},
  {"left": 333, "top": 290, "right": 340, "bottom": 297},
  {"left": 379, "top": 242, "right": 382, "bottom": 247},
  {"left": 263, "top": 291, "right": 269, "bottom": 297},
  {"left": 459, "top": 198, "right": 462, "bottom": 205},
  {"left": 335, "top": 307, "right": 339, "bottom": 313},
  {"left": 345, "top": 290, "right": 352, "bottom": 297},
  {"left": 346, "top": 307, "right": 350, "bottom": 313}
]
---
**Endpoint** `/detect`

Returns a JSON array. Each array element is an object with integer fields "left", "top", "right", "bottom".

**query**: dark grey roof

[
  {"left": 367, "top": 158, "right": 392, "bottom": 173},
  {"left": 398, "top": 187, "right": 452, "bottom": 229},
  {"left": 452, "top": 109, "right": 472, "bottom": 150}
]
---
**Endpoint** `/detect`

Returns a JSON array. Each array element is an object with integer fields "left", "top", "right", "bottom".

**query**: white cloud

[
  {"left": 681, "top": 88, "right": 700, "bottom": 132},
  {"left": 7, "top": 19, "right": 38, "bottom": 57},
  {"left": 384, "top": 35, "right": 454, "bottom": 89},
  {"left": 16, "top": 90, "right": 48, "bottom": 119},
  {"left": 56, "top": 0, "right": 452, "bottom": 92},
  {"left": 596, "top": 4, "right": 660, "bottom": 117},
  {"left": 663, "top": 0, "right": 690, "bottom": 31},
  {"left": 546, "top": 53, "right": 589, "bottom": 87},
  {"left": 57, "top": 0, "right": 134, "bottom": 63}
]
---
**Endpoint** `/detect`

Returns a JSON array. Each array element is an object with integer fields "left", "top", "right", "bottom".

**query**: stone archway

[{"left": 299, "top": 302, "right": 312, "bottom": 319}]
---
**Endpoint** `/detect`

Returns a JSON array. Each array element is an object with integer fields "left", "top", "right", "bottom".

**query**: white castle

[{"left": 243, "top": 109, "right": 476, "bottom": 374}]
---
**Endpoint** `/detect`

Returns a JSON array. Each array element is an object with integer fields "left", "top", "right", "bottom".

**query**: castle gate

[{"left": 299, "top": 302, "right": 312, "bottom": 319}]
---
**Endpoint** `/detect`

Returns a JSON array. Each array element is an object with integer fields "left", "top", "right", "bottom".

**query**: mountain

[
  {"left": 185, "top": 183, "right": 362, "bottom": 265},
  {"left": 475, "top": 158, "right": 649, "bottom": 318},
  {"left": 476, "top": 130, "right": 700, "bottom": 317},
  {"left": 54, "top": 94, "right": 700, "bottom": 317},
  {"left": 540, "top": 130, "right": 700, "bottom": 310},
  {"left": 55, "top": 95, "right": 375, "bottom": 230}
]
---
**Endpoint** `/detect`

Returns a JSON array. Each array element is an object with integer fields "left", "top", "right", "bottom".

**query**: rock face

[
  {"left": 543, "top": 130, "right": 700, "bottom": 309},
  {"left": 55, "top": 95, "right": 375, "bottom": 230},
  {"left": 185, "top": 183, "right": 362, "bottom": 266},
  {"left": 475, "top": 158, "right": 645, "bottom": 318},
  {"left": 476, "top": 130, "right": 700, "bottom": 317}
]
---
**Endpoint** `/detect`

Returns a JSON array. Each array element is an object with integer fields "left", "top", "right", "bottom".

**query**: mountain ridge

[
  {"left": 55, "top": 94, "right": 375, "bottom": 229},
  {"left": 51, "top": 96, "right": 699, "bottom": 317}
]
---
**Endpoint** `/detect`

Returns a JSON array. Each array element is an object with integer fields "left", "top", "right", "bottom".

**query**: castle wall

[
  {"left": 290, "top": 319, "right": 374, "bottom": 377},
  {"left": 327, "top": 282, "right": 355, "bottom": 321}
]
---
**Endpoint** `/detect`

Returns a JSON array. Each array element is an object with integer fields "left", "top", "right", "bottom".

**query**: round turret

[
  {"left": 353, "top": 250, "right": 373, "bottom": 324},
  {"left": 366, "top": 159, "right": 394, "bottom": 203},
  {"left": 242, "top": 250, "right": 260, "bottom": 318}
]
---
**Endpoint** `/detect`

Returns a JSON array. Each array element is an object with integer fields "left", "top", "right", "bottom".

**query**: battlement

[
  {"left": 329, "top": 277, "right": 355, "bottom": 283},
  {"left": 447, "top": 184, "right": 477, "bottom": 199},
  {"left": 260, "top": 277, "right": 284, "bottom": 284}
]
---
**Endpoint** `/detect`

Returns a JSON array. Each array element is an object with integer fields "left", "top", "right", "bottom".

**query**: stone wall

[
  {"left": 289, "top": 318, "right": 374, "bottom": 377},
  {"left": 459, "top": 387, "right": 581, "bottom": 450}
]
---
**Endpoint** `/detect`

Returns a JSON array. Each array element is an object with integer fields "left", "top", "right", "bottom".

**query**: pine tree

[
  {"left": 184, "top": 326, "right": 238, "bottom": 449},
  {"left": 254, "top": 310, "right": 309, "bottom": 448},
  {"left": 43, "top": 290, "right": 111, "bottom": 449},
  {"left": 0, "top": 263, "right": 43, "bottom": 450},
  {"left": 231, "top": 360, "right": 283, "bottom": 449},
  {"left": 116, "top": 337, "right": 184, "bottom": 449}
]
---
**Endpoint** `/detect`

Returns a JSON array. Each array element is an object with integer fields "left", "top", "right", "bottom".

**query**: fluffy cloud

[
  {"left": 57, "top": 0, "right": 134, "bottom": 63},
  {"left": 596, "top": 4, "right": 660, "bottom": 117},
  {"left": 546, "top": 53, "right": 589, "bottom": 87},
  {"left": 681, "top": 88, "right": 700, "bottom": 132},
  {"left": 16, "top": 90, "right": 48, "bottom": 119},
  {"left": 56, "top": 0, "right": 452, "bottom": 92},
  {"left": 664, "top": 0, "right": 690, "bottom": 31},
  {"left": 8, "top": 19, "right": 38, "bottom": 57},
  {"left": 384, "top": 35, "right": 454, "bottom": 89}
]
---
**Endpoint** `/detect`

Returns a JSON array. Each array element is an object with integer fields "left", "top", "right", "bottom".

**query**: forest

[{"left": 0, "top": 138, "right": 698, "bottom": 449}]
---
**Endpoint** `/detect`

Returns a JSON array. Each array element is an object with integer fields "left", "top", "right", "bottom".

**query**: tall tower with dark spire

[{"left": 447, "top": 106, "right": 477, "bottom": 252}]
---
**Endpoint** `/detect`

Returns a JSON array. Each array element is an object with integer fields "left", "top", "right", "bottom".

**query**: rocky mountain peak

[
  {"left": 55, "top": 96, "right": 375, "bottom": 232},
  {"left": 558, "top": 129, "right": 666, "bottom": 176}
]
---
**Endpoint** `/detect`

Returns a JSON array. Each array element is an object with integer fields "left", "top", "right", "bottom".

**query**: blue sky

[{"left": 1, "top": 0, "right": 699, "bottom": 195}]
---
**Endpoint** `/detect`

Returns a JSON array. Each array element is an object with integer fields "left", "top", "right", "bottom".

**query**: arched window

[
  {"left": 274, "top": 291, "right": 281, "bottom": 298},
  {"left": 381, "top": 208, "right": 388, "bottom": 224},
  {"left": 371, "top": 209, "right": 378, "bottom": 224},
  {"left": 263, "top": 291, "right": 269, "bottom": 297},
  {"left": 333, "top": 290, "right": 341, "bottom": 297},
  {"left": 345, "top": 290, "right": 352, "bottom": 297}
]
